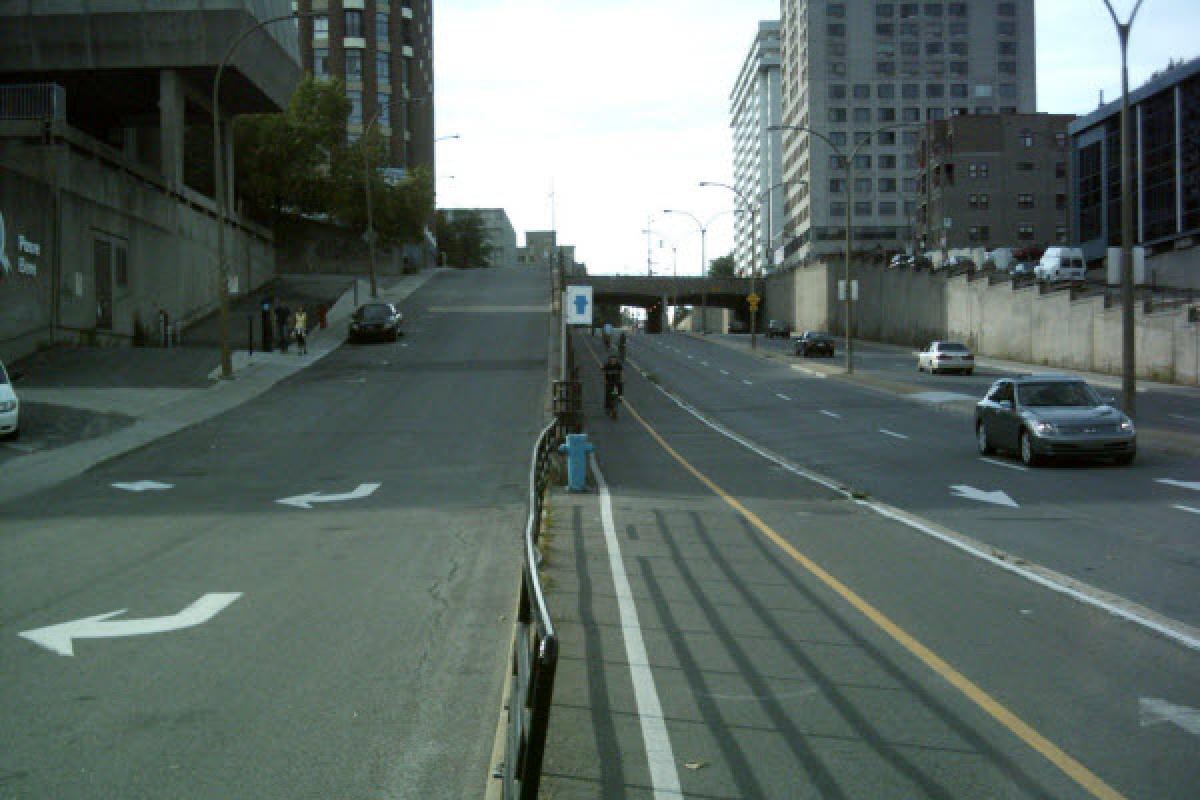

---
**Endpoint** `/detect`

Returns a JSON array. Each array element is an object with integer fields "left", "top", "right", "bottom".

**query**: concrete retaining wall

[{"left": 774, "top": 261, "right": 1200, "bottom": 385}]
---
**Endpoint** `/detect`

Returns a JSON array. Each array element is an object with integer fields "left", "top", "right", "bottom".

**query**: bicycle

[{"left": 605, "top": 382, "right": 621, "bottom": 420}]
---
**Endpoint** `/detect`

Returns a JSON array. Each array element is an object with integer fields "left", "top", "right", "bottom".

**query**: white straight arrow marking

[
  {"left": 276, "top": 482, "right": 381, "bottom": 509},
  {"left": 1139, "top": 697, "right": 1200, "bottom": 737},
  {"left": 19, "top": 593, "right": 241, "bottom": 657},
  {"left": 1157, "top": 479, "right": 1200, "bottom": 492},
  {"left": 112, "top": 481, "right": 174, "bottom": 492},
  {"left": 950, "top": 485, "right": 1019, "bottom": 508}
]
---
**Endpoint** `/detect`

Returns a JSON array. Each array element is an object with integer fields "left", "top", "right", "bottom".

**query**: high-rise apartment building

[
  {"left": 778, "top": 0, "right": 1036, "bottom": 265},
  {"left": 730, "top": 21, "right": 784, "bottom": 276},
  {"left": 295, "top": 0, "right": 434, "bottom": 174}
]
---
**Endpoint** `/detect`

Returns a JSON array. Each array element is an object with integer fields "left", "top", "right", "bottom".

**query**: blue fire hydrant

[{"left": 558, "top": 433, "right": 593, "bottom": 492}]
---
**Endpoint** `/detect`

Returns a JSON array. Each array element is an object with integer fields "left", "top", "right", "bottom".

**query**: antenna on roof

[{"left": 1098, "top": 89, "right": 1105, "bottom": 108}]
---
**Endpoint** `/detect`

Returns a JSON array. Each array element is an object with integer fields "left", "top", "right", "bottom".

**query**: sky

[{"left": 433, "top": 0, "right": 1200, "bottom": 277}]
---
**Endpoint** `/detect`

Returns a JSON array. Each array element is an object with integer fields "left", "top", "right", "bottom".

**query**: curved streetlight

[
  {"left": 699, "top": 181, "right": 764, "bottom": 347},
  {"left": 770, "top": 122, "right": 922, "bottom": 374},
  {"left": 1102, "top": 0, "right": 1145, "bottom": 419},
  {"left": 661, "top": 207, "right": 741, "bottom": 334},
  {"left": 213, "top": 10, "right": 313, "bottom": 379}
]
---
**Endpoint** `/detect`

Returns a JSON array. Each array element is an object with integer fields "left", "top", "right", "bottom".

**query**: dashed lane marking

[
  {"left": 819, "top": 410, "right": 841, "bottom": 419},
  {"left": 742, "top": 380, "right": 754, "bottom": 386},
  {"left": 879, "top": 428, "right": 910, "bottom": 440},
  {"left": 776, "top": 393, "right": 791, "bottom": 401},
  {"left": 981, "top": 457, "right": 1029, "bottom": 472}
]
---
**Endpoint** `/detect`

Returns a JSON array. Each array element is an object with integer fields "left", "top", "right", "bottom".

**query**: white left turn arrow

[
  {"left": 276, "top": 482, "right": 381, "bottom": 509},
  {"left": 1139, "top": 697, "right": 1200, "bottom": 737},
  {"left": 112, "top": 481, "right": 174, "bottom": 492},
  {"left": 950, "top": 485, "right": 1019, "bottom": 508},
  {"left": 19, "top": 593, "right": 241, "bottom": 656}
]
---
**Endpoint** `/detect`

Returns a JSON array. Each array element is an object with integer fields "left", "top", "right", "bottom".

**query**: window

[
  {"left": 855, "top": 201, "right": 872, "bottom": 216},
  {"left": 924, "top": 3, "right": 943, "bottom": 16},
  {"left": 927, "top": 83, "right": 944, "bottom": 98},
  {"left": 878, "top": 84, "right": 896, "bottom": 99},
  {"left": 1018, "top": 224, "right": 1035, "bottom": 240},
  {"left": 1055, "top": 161, "right": 1067, "bottom": 179},
  {"left": 999, "top": 42, "right": 1017, "bottom": 56},
  {"left": 975, "top": 105, "right": 993, "bottom": 114},
  {"left": 313, "top": 14, "right": 328, "bottom": 36},
  {"left": 377, "top": 94, "right": 391, "bottom": 125},
  {"left": 948, "top": 61, "right": 967, "bottom": 76},
  {"left": 949, "top": 41, "right": 968, "bottom": 56},
  {"left": 345, "top": 49, "right": 363, "bottom": 79},
  {"left": 901, "top": 41, "right": 919, "bottom": 58},
  {"left": 115, "top": 245, "right": 128, "bottom": 288},
  {"left": 998, "top": 2, "right": 1016, "bottom": 15},
  {"left": 901, "top": 3, "right": 919, "bottom": 18},
  {"left": 855, "top": 131, "right": 872, "bottom": 145},
  {"left": 878, "top": 130, "right": 896, "bottom": 144},
  {"left": 880, "top": 154, "right": 898, "bottom": 168},
  {"left": 999, "top": 84, "right": 1017, "bottom": 99},
  {"left": 854, "top": 107, "right": 872, "bottom": 122},
  {"left": 952, "top": 106, "right": 969, "bottom": 116},
  {"left": 926, "top": 41, "right": 943, "bottom": 55},
  {"left": 830, "top": 62, "right": 847, "bottom": 76},
  {"left": 854, "top": 84, "right": 872, "bottom": 99},
  {"left": 904, "top": 153, "right": 918, "bottom": 169},
  {"left": 949, "top": 21, "right": 967, "bottom": 35},
  {"left": 878, "top": 3, "right": 895, "bottom": 16},
  {"left": 854, "top": 154, "right": 872, "bottom": 169},
  {"left": 856, "top": 177, "right": 873, "bottom": 194},
  {"left": 1056, "top": 193, "right": 1067, "bottom": 210},
  {"left": 828, "top": 3, "right": 846, "bottom": 17},
  {"left": 376, "top": 11, "right": 389, "bottom": 42},
  {"left": 830, "top": 42, "right": 847, "bottom": 57},
  {"left": 879, "top": 201, "right": 898, "bottom": 215},
  {"left": 877, "top": 24, "right": 895, "bottom": 37},
  {"left": 828, "top": 23, "right": 846, "bottom": 36},
  {"left": 969, "top": 225, "right": 991, "bottom": 241},
  {"left": 830, "top": 83, "right": 847, "bottom": 98},
  {"left": 997, "top": 20, "right": 1015, "bottom": 36},
  {"left": 998, "top": 61, "right": 1017, "bottom": 75},
  {"left": 987, "top": 382, "right": 1014, "bottom": 403},
  {"left": 901, "top": 21, "right": 919, "bottom": 36},
  {"left": 831, "top": 155, "right": 847, "bottom": 169},
  {"left": 1055, "top": 131, "right": 1067, "bottom": 148},
  {"left": 830, "top": 131, "right": 848, "bottom": 146},
  {"left": 902, "top": 130, "right": 918, "bottom": 147},
  {"left": 1056, "top": 225, "right": 1068, "bottom": 243},
  {"left": 1017, "top": 161, "right": 1034, "bottom": 172},
  {"left": 345, "top": 10, "right": 364, "bottom": 37},
  {"left": 347, "top": 89, "right": 363, "bottom": 123},
  {"left": 830, "top": 178, "right": 846, "bottom": 193},
  {"left": 830, "top": 107, "right": 847, "bottom": 122},
  {"left": 1020, "top": 130, "right": 1033, "bottom": 147},
  {"left": 880, "top": 177, "right": 898, "bottom": 192},
  {"left": 903, "top": 177, "right": 918, "bottom": 192},
  {"left": 314, "top": 47, "right": 329, "bottom": 77},
  {"left": 948, "top": 2, "right": 966, "bottom": 16},
  {"left": 969, "top": 193, "right": 990, "bottom": 209},
  {"left": 927, "top": 107, "right": 945, "bottom": 120},
  {"left": 902, "top": 82, "right": 920, "bottom": 98},
  {"left": 903, "top": 107, "right": 920, "bottom": 122},
  {"left": 950, "top": 83, "right": 968, "bottom": 98},
  {"left": 831, "top": 202, "right": 847, "bottom": 217},
  {"left": 999, "top": 106, "right": 1017, "bottom": 114},
  {"left": 376, "top": 52, "right": 390, "bottom": 82}
]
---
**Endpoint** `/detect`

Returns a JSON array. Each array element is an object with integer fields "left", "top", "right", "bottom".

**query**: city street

[
  {"left": 0, "top": 267, "right": 550, "bottom": 799},
  {"left": 538, "top": 328, "right": 1199, "bottom": 799}
]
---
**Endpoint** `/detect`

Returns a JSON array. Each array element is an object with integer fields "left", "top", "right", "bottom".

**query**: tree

[
  {"left": 708, "top": 253, "right": 736, "bottom": 277},
  {"left": 435, "top": 210, "right": 495, "bottom": 268}
]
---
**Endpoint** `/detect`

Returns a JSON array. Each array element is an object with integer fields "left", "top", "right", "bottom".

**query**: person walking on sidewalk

[
  {"left": 293, "top": 305, "right": 308, "bottom": 355},
  {"left": 274, "top": 300, "right": 291, "bottom": 353}
]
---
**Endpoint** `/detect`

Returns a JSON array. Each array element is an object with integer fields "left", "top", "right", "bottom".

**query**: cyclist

[{"left": 602, "top": 353, "right": 623, "bottom": 414}]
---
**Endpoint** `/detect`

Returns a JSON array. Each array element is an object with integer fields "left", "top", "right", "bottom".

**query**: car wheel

[
  {"left": 1019, "top": 431, "right": 1041, "bottom": 466},
  {"left": 1114, "top": 452, "right": 1135, "bottom": 466},
  {"left": 976, "top": 422, "right": 994, "bottom": 455},
  {"left": 1, "top": 427, "right": 17, "bottom": 442}
]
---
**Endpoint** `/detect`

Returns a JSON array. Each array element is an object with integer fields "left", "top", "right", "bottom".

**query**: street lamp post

[
  {"left": 212, "top": 10, "right": 312, "bottom": 379},
  {"left": 1102, "top": 0, "right": 1145, "bottom": 419},
  {"left": 769, "top": 123, "right": 921, "bottom": 374},
  {"left": 699, "top": 181, "right": 762, "bottom": 347}
]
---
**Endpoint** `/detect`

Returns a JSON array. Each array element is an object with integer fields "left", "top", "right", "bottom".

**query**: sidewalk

[{"left": 0, "top": 272, "right": 435, "bottom": 504}]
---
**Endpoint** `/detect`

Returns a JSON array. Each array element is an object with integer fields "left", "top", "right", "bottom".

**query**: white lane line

[
  {"left": 790, "top": 365, "right": 827, "bottom": 379},
  {"left": 627, "top": 359, "right": 1200, "bottom": 653},
  {"left": 1174, "top": 505, "right": 1200, "bottom": 516},
  {"left": 1157, "top": 479, "right": 1200, "bottom": 492},
  {"left": 591, "top": 455, "right": 683, "bottom": 798},
  {"left": 776, "top": 393, "right": 792, "bottom": 401},
  {"left": 879, "top": 428, "right": 910, "bottom": 440},
  {"left": 1168, "top": 413, "right": 1197, "bottom": 423},
  {"left": 701, "top": 361, "right": 710, "bottom": 367},
  {"left": 742, "top": 380, "right": 754, "bottom": 386},
  {"left": 720, "top": 369, "right": 730, "bottom": 376},
  {"left": 981, "top": 457, "right": 1029, "bottom": 472},
  {"left": 819, "top": 410, "right": 841, "bottom": 419},
  {"left": 687, "top": 355, "right": 695, "bottom": 360}
]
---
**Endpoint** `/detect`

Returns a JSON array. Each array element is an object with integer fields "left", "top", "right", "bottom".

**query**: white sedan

[
  {"left": 917, "top": 341, "right": 975, "bottom": 375},
  {"left": 0, "top": 360, "right": 20, "bottom": 440}
]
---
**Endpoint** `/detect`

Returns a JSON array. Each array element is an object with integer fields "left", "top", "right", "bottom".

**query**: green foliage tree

[
  {"left": 708, "top": 253, "right": 736, "bottom": 277},
  {"left": 435, "top": 210, "right": 495, "bottom": 268}
]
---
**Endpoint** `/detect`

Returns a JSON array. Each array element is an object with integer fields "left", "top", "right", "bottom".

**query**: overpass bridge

[{"left": 573, "top": 275, "right": 755, "bottom": 332}]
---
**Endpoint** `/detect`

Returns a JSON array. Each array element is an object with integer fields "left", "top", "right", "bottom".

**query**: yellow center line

[{"left": 583, "top": 336, "right": 1126, "bottom": 800}]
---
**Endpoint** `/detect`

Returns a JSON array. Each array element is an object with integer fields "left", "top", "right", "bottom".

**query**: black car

[
  {"left": 974, "top": 375, "right": 1136, "bottom": 466},
  {"left": 766, "top": 320, "right": 792, "bottom": 339},
  {"left": 727, "top": 319, "right": 749, "bottom": 334},
  {"left": 794, "top": 331, "right": 835, "bottom": 357},
  {"left": 348, "top": 302, "right": 403, "bottom": 343}
]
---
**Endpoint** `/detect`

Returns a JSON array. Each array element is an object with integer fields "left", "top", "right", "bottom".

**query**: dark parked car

[
  {"left": 974, "top": 375, "right": 1136, "bottom": 466},
  {"left": 766, "top": 320, "right": 791, "bottom": 339},
  {"left": 793, "top": 330, "right": 835, "bottom": 357},
  {"left": 348, "top": 302, "right": 403, "bottom": 343},
  {"left": 727, "top": 319, "right": 749, "bottom": 334}
]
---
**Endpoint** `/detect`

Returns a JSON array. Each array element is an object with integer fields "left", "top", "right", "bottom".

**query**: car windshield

[
  {"left": 1018, "top": 381, "right": 1102, "bottom": 407},
  {"left": 360, "top": 305, "right": 392, "bottom": 321}
]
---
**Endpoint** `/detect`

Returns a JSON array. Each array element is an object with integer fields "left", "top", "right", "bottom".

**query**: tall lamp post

[
  {"left": 213, "top": 10, "right": 312, "bottom": 379},
  {"left": 1102, "top": 0, "right": 1145, "bottom": 419},
  {"left": 769, "top": 122, "right": 921, "bottom": 374},
  {"left": 699, "top": 181, "right": 761, "bottom": 347},
  {"left": 661, "top": 208, "right": 740, "bottom": 334}
]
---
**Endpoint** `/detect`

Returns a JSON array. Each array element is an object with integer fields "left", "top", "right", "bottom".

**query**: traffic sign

[
  {"left": 565, "top": 285, "right": 593, "bottom": 325},
  {"left": 747, "top": 292, "right": 760, "bottom": 311}
]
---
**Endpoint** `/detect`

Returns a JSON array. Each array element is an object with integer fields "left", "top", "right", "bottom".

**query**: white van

[{"left": 1034, "top": 247, "right": 1087, "bottom": 282}]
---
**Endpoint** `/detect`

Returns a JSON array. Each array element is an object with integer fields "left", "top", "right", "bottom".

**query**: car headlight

[
  {"left": 1032, "top": 421, "right": 1057, "bottom": 435},
  {"left": 1120, "top": 418, "right": 1135, "bottom": 432},
  {"left": 0, "top": 400, "right": 15, "bottom": 412}
]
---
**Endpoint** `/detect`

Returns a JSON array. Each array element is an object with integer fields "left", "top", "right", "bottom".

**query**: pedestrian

[
  {"left": 274, "top": 300, "right": 291, "bottom": 353},
  {"left": 293, "top": 305, "right": 308, "bottom": 355}
]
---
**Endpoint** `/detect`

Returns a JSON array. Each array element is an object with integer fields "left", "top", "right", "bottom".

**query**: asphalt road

[
  {"left": 629, "top": 331, "right": 1200, "bottom": 630},
  {"left": 0, "top": 267, "right": 550, "bottom": 799},
  {"left": 539, "top": 329, "right": 1199, "bottom": 798}
]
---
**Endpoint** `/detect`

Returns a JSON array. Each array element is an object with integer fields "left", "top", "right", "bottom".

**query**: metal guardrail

[
  {"left": 500, "top": 420, "right": 562, "bottom": 800},
  {"left": 0, "top": 83, "right": 66, "bottom": 121}
]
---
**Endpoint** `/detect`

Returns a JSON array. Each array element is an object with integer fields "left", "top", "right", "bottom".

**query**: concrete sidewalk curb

[
  {"left": 680, "top": 330, "right": 1200, "bottom": 457},
  {"left": 0, "top": 271, "right": 437, "bottom": 504}
]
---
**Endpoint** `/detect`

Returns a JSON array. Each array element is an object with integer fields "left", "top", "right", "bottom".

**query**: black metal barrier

[{"left": 499, "top": 420, "right": 562, "bottom": 800}]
